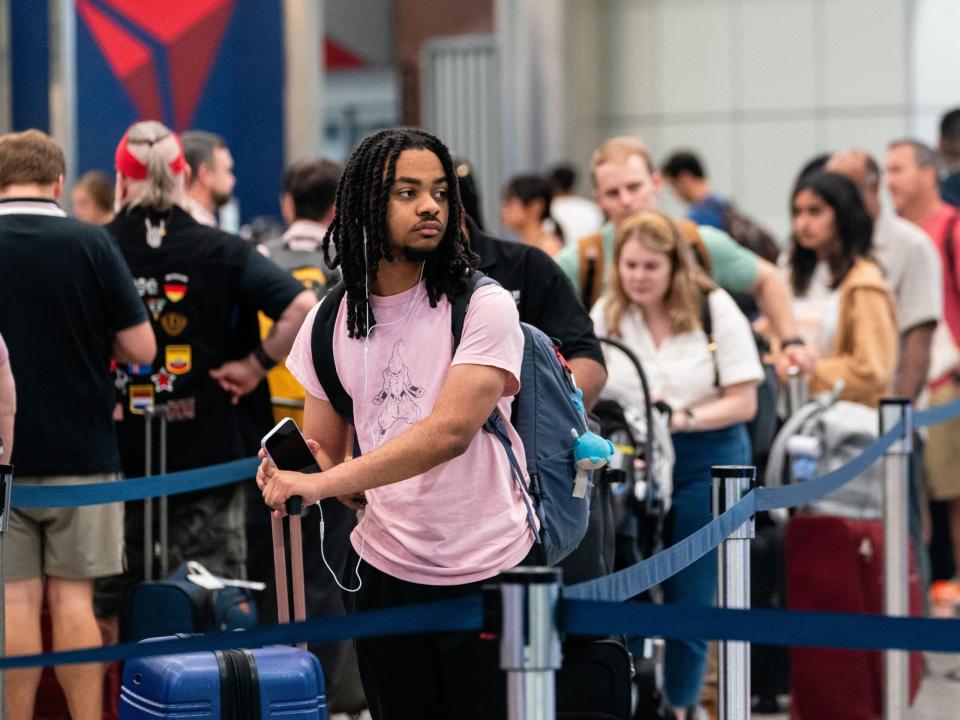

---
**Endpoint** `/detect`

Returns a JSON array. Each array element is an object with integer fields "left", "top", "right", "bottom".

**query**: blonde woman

[{"left": 591, "top": 211, "right": 763, "bottom": 718}]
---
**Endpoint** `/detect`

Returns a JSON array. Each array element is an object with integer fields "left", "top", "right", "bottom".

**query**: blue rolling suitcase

[
  {"left": 120, "top": 497, "right": 326, "bottom": 718},
  {"left": 119, "top": 645, "right": 326, "bottom": 718}
]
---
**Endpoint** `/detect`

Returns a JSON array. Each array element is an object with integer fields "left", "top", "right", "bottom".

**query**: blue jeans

[{"left": 663, "top": 423, "right": 751, "bottom": 708}]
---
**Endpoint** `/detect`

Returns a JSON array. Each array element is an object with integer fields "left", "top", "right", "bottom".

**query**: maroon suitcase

[{"left": 786, "top": 514, "right": 923, "bottom": 720}]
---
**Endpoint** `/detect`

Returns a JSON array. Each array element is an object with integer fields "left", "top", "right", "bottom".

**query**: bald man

[{"left": 827, "top": 149, "right": 942, "bottom": 400}]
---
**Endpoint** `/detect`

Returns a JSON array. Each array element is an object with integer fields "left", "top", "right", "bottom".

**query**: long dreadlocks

[{"left": 322, "top": 128, "right": 478, "bottom": 338}]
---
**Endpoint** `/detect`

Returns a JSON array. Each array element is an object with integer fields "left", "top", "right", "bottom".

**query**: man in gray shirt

[
  {"left": 828, "top": 149, "right": 943, "bottom": 400},
  {"left": 828, "top": 148, "right": 942, "bottom": 597}
]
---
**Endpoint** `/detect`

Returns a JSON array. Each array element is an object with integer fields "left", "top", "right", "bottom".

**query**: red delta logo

[{"left": 76, "top": 0, "right": 236, "bottom": 130}]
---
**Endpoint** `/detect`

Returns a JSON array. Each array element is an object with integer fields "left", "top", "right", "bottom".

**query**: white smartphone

[{"left": 261, "top": 417, "right": 317, "bottom": 472}]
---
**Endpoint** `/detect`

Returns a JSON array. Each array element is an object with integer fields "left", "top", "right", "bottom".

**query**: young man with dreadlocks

[{"left": 257, "top": 128, "right": 539, "bottom": 718}]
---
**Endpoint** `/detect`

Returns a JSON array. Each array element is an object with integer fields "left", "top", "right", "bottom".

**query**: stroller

[
  {"left": 593, "top": 336, "right": 674, "bottom": 568},
  {"left": 592, "top": 336, "right": 676, "bottom": 720}
]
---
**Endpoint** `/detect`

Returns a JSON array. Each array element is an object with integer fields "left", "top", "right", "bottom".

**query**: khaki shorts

[
  {"left": 5, "top": 474, "right": 124, "bottom": 582},
  {"left": 925, "top": 382, "right": 960, "bottom": 501}
]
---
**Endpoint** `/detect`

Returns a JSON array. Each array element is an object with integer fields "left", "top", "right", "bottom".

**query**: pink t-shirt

[
  {"left": 921, "top": 202, "right": 960, "bottom": 345},
  {"left": 286, "top": 281, "right": 536, "bottom": 585}
]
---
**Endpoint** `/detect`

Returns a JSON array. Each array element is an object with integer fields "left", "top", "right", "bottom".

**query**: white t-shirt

[
  {"left": 286, "top": 282, "right": 536, "bottom": 586},
  {"left": 873, "top": 211, "right": 942, "bottom": 332},
  {"left": 778, "top": 259, "right": 840, "bottom": 356},
  {"left": 591, "top": 289, "right": 763, "bottom": 411},
  {"left": 551, "top": 195, "right": 605, "bottom": 246}
]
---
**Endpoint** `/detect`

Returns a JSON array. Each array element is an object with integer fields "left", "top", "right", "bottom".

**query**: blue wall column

[{"left": 10, "top": 1, "right": 51, "bottom": 132}]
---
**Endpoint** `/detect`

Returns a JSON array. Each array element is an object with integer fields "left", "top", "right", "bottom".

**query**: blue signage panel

[
  {"left": 10, "top": 0, "right": 51, "bottom": 132},
  {"left": 74, "top": 0, "right": 285, "bottom": 222}
]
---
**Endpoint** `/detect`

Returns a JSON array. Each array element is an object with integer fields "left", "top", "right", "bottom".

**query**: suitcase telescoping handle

[
  {"left": 272, "top": 495, "right": 307, "bottom": 650},
  {"left": 786, "top": 367, "right": 809, "bottom": 418},
  {"left": 143, "top": 405, "right": 169, "bottom": 582}
]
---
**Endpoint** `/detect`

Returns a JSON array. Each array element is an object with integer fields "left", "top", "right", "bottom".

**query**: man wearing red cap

[
  {"left": 95, "top": 121, "right": 315, "bottom": 634},
  {"left": 0, "top": 129, "right": 156, "bottom": 720}
]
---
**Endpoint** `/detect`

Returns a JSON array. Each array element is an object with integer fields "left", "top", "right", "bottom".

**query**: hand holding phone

[
  {"left": 260, "top": 418, "right": 321, "bottom": 513},
  {"left": 261, "top": 418, "right": 319, "bottom": 472}
]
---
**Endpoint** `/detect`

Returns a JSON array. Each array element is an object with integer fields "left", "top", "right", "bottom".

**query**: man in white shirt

[
  {"left": 182, "top": 130, "right": 235, "bottom": 228},
  {"left": 553, "top": 137, "right": 802, "bottom": 355},
  {"left": 548, "top": 163, "right": 604, "bottom": 245},
  {"left": 261, "top": 158, "right": 340, "bottom": 281}
]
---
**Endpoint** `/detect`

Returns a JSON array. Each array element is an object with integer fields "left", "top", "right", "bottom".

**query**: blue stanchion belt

[
  {"left": 3, "top": 396, "right": 959, "bottom": 670},
  {"left": 0, "top": 596, "right": 484, "bottom": 670},
  {"left": 11, "top": 456, "right": 259, "bottom": 508},
  {"left": 6, "top": 595, "right": 960, "bottom": 670},
  {"left": 561, "top": 601, "right": 960, "bottom": 654},
  {"left": 567, "top": 396, "right": 960, "bottom": 602}
]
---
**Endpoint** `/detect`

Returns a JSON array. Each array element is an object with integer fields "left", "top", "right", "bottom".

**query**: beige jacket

[{"left": 812, "top": 258, "right": 898, "bottom": 407}]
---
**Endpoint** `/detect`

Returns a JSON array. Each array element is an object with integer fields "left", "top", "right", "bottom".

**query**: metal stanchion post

[
  {"left": 0, "top": 462, "right": 14, "bottom": 720},
  {"left": 157, "top": 405, "right": 169, "bottom": 577},
  {"left": 143, "top": 405, "right": 154, "bottom": 582},
  {"left": 786, "top": 367, "right": 808, "bottom": 417},
  {"left": 880, "top": 398, "right": 911, "bottom": 720},
  {"left": 499, "top": 567, "right": 562, "bottom": 720},
  {"left": 712, "top": 465, "right": 756, "bottom": 720}
]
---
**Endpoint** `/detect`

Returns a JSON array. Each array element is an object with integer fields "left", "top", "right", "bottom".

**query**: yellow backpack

[{"left": 258, "top": 264, "right": 327, "bottom": 426}]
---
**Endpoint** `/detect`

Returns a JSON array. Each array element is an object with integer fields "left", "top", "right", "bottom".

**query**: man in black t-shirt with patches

[
  {"left": 95, "top": 121, "right": 314, "bottom": 630},
  {"left": 0, "top": 129, "right": 155, "bottom": 720}
]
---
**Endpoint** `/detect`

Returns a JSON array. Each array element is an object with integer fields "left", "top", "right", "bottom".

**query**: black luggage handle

[{"left": 285, "top": 496, "right": 303, "bottom": 516}]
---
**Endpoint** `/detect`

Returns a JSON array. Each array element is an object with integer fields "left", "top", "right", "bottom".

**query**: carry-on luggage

[
  {"left": 749, "top": 517, "right": 789, "bottom": 713},
  {"left": 128, "top": 406, "right": 258, "bottom": 640},
  {"left": 786, "top": 515, "right": 923, "bottom": 720},
  {"left": 119, "top": 644, "right": 325, "bottom": 719},
  {"left": 557, "top": 638, "right": 634, "bottom": 720},
  {"left": 119, "top": 496, "right": 327, "bottom": 719},
  {"left": 129, "top": 561, "right": 259, "bottom": 641}
]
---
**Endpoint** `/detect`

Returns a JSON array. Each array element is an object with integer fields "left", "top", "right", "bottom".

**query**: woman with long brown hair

[
  {"left": 592, "top": 210, "right": 763, "bottom": 718},
  {"left": 777, "top": 170, "right": 897, "bottom": 407}
]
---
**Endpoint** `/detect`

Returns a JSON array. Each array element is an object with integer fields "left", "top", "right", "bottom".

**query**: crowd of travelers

[{"left": 2, "top": 107, "right": 960, "bottom": 720}]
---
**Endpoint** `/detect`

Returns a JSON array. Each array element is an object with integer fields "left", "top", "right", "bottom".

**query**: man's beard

[
  {"left": 212, "top": 190, "right": 232, "bottom": 209},
  {"left": 401, "top": 244, "right": 441, "bottom": 262}
]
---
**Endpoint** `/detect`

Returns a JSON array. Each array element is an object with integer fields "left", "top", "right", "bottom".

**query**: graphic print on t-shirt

[{"left": 372, "top": 340, "right": 425, "bottom": 440}]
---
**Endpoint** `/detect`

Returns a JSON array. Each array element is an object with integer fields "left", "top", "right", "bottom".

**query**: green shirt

[
  {"left": 553, "top": 223, "right": 615, "bottom": 292},
  {"left": 553, "top": 221, "right": 760, "bottom": 304},
  {"left": 699, "top": 224, "right": 760, "bottom": 293}
]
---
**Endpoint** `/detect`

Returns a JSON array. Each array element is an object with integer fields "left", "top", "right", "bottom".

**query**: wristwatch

[{"left": 253, "top": 345, "right": 278, "bottom": 371}]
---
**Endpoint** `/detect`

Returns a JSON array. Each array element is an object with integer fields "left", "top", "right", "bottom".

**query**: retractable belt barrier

[
  {"left": 11, "top": 456, "right": 259, "bottom": 508},
  {"left": 2, "top": 396, "right": 959, "bottom": 672},
  {"left": 6, "top": 593, "right": 960, "bottom": 671}
]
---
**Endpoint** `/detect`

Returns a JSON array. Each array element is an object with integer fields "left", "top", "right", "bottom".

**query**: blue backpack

[{"left": 311, "top": 272, "right": 592, "bottom": 565}]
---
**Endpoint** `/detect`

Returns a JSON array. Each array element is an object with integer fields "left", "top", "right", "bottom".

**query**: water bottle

[{"left": 786, "top": 434, "right": 820, "bottom": 483}]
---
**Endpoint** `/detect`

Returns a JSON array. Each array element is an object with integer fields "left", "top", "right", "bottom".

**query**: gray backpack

[{"left": 765, "top": 386, "right": 882, "bottom": 519}]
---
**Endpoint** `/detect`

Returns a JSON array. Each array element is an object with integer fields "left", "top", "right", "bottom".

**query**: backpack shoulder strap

[
  {"left": 310, "top": 282, "right": 353, "bottom": 422},
  {"left": 676, "top": 219, "right": 713, "bottom": 275},
  {"left": 577, "top": 233, "right": 604, "bottom": 309},
  {"left": 451, "top": 271, "right": 498, "bottom": 352},
  {"left": 699, "top": 290, "right": 720, "bottom": 387}
]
